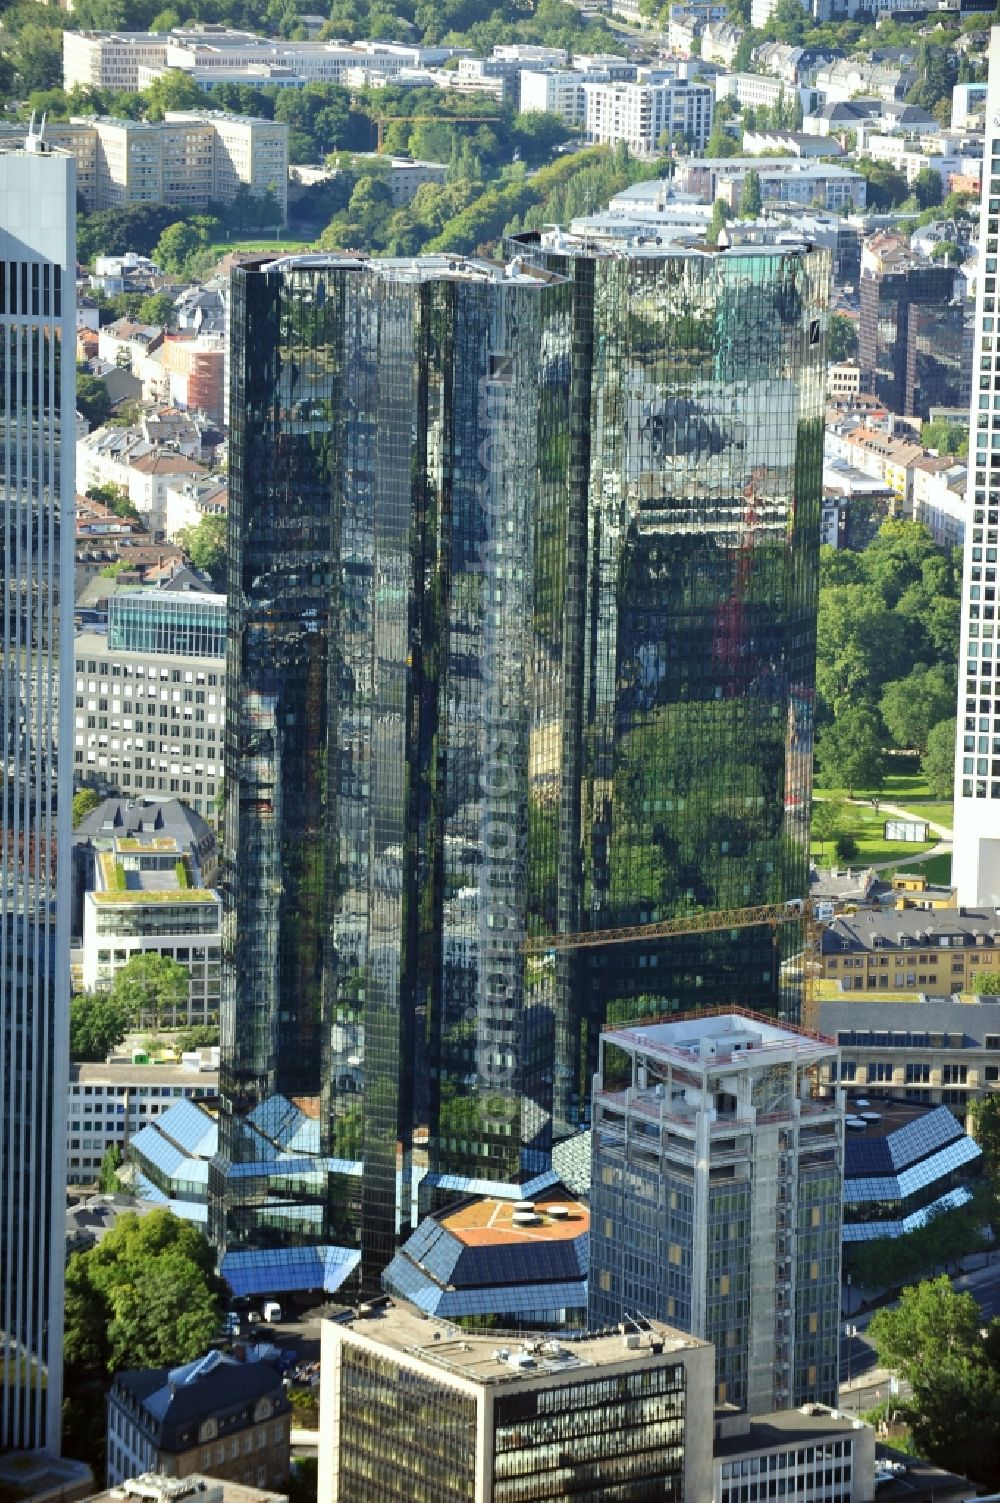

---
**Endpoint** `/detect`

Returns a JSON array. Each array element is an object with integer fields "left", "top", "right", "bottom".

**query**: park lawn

[
  {"left": 208, "top": 233, "right": 318, "bottom": 257},
  {"left": 816, "top": 756, "right": 953, "bottom": 828},
  {"left": 915, "top": 851, "right": 953, "bottom": 885},
  {"left": 811, "top": 801, "right": 936, "bottom": 867}
]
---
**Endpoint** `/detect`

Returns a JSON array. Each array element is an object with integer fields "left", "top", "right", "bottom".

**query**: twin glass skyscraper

[
  {"left": 214, "top": 237, "right": 829, "bottom": 1285},
  {"left": 0, "top": 137, "right": 75, "bottom": 1452}
]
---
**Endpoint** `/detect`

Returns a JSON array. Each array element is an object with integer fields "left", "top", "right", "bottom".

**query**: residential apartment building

[
  {"left": 912, "top": 454, "right": 968, "bottom": 546},
  {"left": 106, "top": 1352, "right": 290, "bottom": 1488},
  {"left": 0, "top": 131, "right": 76, "bottom": 1454},
  {"left": 819, "top": 906, "right": 1000, "bottom": 996},
  {"left": 0, "top": 112, "right": 288, "bottom": 221},
  {"left": 582, "top": 76, "right": 714, "bottom": 153},
  {"left": 317, "top": 1305, "right": 714, "bottom": 1503},
  {"left": 214, "top": 237, "right": 829, "bottom": 1289},
  {"left": 73, "top": 591, "right": 226, "bottom": 822},
  {"left": 67, "top": 1058, "right": 218, "bottom": 1184},
  {"left": 954, "top": 24, "right": 1000, "bottom": 907},
  {"left": 519, "top": 64, "right": 636, "bottom": 126},
  {"left": 588, "top": 1012, "right": 844, "bottom": 1413},
  {"left": 817, "top": 994, "right": 1000, "bottom": 1121}
]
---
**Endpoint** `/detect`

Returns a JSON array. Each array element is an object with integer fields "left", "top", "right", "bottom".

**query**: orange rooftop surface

[{"left": 441, "top": 1197, "right": 589, "bottom": 1247}]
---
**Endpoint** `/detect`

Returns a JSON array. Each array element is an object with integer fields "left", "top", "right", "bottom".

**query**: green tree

[
  {"left": 852, "top": 158, "right": 910, "bottom": 210},
  {"left": 64, "top": 1209, "right": 224, "bottom": 1383},
  {"left": 76, "top": 371, "right": 113, "bottom": 429},
  {"left": 826, "top": 312, "right": 858, "bottom": 363},
  {"left": 764, "top": 0, "right": 807, "bottom": 43},
  {"left": 815, "top": 704, "right": 884, "bottom": 794},
  {"left": 921, "top": 716, "right": 956, "bottom": 799},
  {"left": 154, "top": 220, "right": 207, "bottom": 274},
  {"left": 11, "top": 24, "right": 64, "bottom": 93},
  {"left": 708, "top": 198, "right": 730, "bottom": 242},
  {"left": 970, "top": 1093, "right": 1000, "bottom": 1184},
  {"left": 70, "top": 991, "right": 135, "bottom": 1062},
  {"left": 72, "top": 788, "right": 102, "bottom": 827},
  {"left": 108, "top": 952, "right": 189, "bottom": 1033},
  {"left": 869, "top": 1275, "right": 984, "bottom": 1379},
  {"left": 704, "top": 123, "right": 738, "bottom": 157},
  {"left": 175, "top": 513, "right": 227, "bottom": 583},
  {"left": 512, "top": 110, "right": 567, "bottom": 164},
  {"left": 970, "top": 970, "right": 1000, "bottom": 996},
  {"left": 144, "top": 68, "right": 205, "bottom": 119},
  {"left": 137, "top": 291, "right": 176, "bottom": 327},
  {"left": 930, "top": 240, "right": 962, "bottom": 266},
  {"left": 98, "top": 1143, "right": 125, "bottom": 1193},
  {"left": 921, "top": 418, "right": 967, "bottom": 455},
  {"left": 811, "top": 797, "right": 846, "bottom": 855},
  {"left": 739, "top": 168, "right": 762, "bottom": 218},
  {"left": 347, "top": 174, "right": 395, "bottom": 236},
  {"left": 912, "top": 166, "right": 943, "bottom": 211},
  {"left": 879, "top": 665, "right": 955, "bottom": 753}
]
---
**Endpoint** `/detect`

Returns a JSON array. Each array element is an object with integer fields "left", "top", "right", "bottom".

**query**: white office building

[
  {"left": 954, "top": 27, "right": 1000, "bottom": 904},
  {"left": 0, "top": 130, "right": 75, "bottom": 1453}
]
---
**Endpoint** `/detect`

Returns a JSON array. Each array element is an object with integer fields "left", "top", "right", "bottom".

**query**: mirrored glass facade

[
  {"left": 0, "top": 142, "right": 75, "bottom": 1453},
  {"left": 513, "top": 232, "right": 829, "bottom": 1135},
  {"left": 216, "top": 238, "right": 829, "bottom": 1285}
]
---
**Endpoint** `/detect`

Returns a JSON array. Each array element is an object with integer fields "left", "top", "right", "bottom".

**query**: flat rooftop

[
  {"left": 331, "top": 1303, "right": 707, "bottom": 1385},
  {"left": 441, "top": 1196, "right": 589, "bottom": 1246},
  {"left": 603, "top": 1008, "right": 833, "bottom": 1064},
  {"left": 72, "top": 1061, "right": 218, "bottom": 1086},
  {"left": 714, "top": 1407, "right": 871, "bottom": 1458}
]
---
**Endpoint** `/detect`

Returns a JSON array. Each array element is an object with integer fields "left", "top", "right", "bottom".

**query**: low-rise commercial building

[
  {"left": 107, "top": 1352, "right": 291, "bottom": 1488},
  {"left": 713, "top": 1406, "right": 877, "bottom": 1503},
  {"left": 838, "top": 1101, "right": 981, "bottom": 1243},
  {"left": 73, "top": 591, "right": 226, "bottom": 822},
  {"left": 673, "top": 156, "right": 867, "bottom": 211},
  {"left": 68, "top": 1058, "right": 218, "bottom": 1185},
  {"left": 382, "top": 1191, "right": 589, "bottom": 1325},
  {"left": 317, "top": 1304, "right": 714, "bottom": 1503},
  {"left": 817, "top": 994, "right": 1000, "bottom": 1119}
]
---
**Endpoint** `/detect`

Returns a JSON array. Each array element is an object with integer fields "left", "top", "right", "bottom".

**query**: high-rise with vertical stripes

[
  {"left": 954, "top": 27, "right": 1000, "bottom": 905},
  {"left": 0, "top": 132, "right": 75, "bottom": 1453}
]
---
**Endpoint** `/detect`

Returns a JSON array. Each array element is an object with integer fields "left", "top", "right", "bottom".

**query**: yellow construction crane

[
  {"left": 372, "top": 114, "right": 502, "bottom": 151},
  {"left": 522, "top": 899, "right": 824, "bottom": 1034}
]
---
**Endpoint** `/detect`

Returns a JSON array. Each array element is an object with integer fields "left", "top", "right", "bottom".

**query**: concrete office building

[
  {"left": 0, "top": 114, "right": 288, "bottom": 222},
  {"left": 73, "top": 591, "right": 226, "bottom": 823},
  {"left": 0, "top": 130, "right": 75, "bottom": 1453},
  {"left": 317, "top": 1304, "right": 714, "bottom": 1503},
  {"left": 954, "top": 26, "right": 1000, "bottom": 906},
  {"left": 714, "top": 1407, "right": 877, "bottom": 1503},
  {"left": 588, "top": 1011, "right": 844, "bottom": 1413}
]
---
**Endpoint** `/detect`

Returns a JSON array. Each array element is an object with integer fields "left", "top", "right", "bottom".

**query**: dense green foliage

[
  {"left": 71, "top": 788, "right": 102, "bottom": 828},
  {"left": 70, "top": 990, "right": 135, "bottom": 1062},
  {"left": 108, "top": 951, "right": 190, "bottom": 1032},
  {"left": 63, "top": 1211, "right": 226, "bottom": 1467},
  {"left": 175, "top": 513, "right": 228, "bottom": 583},
  {"left": 867, "top": 1276, "right": 1000, "bottom": 1486},
  {"left": 814, "top": 521, "right": 961, "bottom": 792},
  {"left": 826, "top": 314, "right": 858, "bottom": 364}
]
